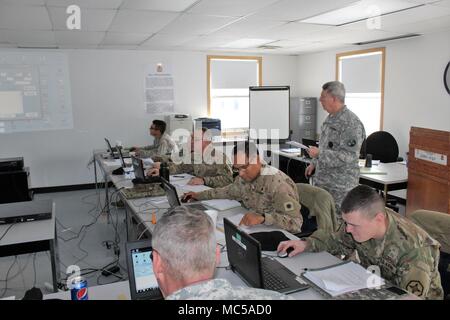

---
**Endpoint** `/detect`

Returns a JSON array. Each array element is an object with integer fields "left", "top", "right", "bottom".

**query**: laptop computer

[
  {"left": 0, "top": 199, "right": 52, "bottom": 225},
  {"left": 223, "top": 217, "right": 309, "bottom": 294},
  {"left": 131, "top": 156, "right": 161, "bottom": 184},
  {"left": 104, "top": 138, "right": 130, "bottom": 159},
  {"left": 125, "top": 240, "right": 163, "bottom": 300},
  {"left": 160, "top": 177, "right": 209, "bottom": 211}
]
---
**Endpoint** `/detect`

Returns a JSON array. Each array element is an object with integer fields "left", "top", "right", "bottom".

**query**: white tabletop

[
  {"left": 359, "top": 162, "right": 408, "bottom": 185},
  {"left": 0, "top": 201, "right": 55, "bottom": 247}
]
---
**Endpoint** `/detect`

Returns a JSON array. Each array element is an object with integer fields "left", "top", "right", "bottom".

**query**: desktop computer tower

[{"left": 0, "top": 168, "right": 32, "bottom": 204}]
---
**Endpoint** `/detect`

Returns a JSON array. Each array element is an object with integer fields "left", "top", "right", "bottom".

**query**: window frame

[
  {"left": 336, "top": 47, "right": 385, "bottom": 131},
  {"left": 207, "top": 55, "right": 262, "bottom": 135}
]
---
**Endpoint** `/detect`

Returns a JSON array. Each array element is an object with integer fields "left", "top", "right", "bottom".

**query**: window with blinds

[
  {"left": 337, "top": 48, "right": 385, "bottom": 136},
  {"left": 207, "top": 56, "right": 262, "bottom": 134}
]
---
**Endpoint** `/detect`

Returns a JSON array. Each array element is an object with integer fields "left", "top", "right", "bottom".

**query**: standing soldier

[{"left": 306, "top": 81, "right": 365, "bottom": 214}]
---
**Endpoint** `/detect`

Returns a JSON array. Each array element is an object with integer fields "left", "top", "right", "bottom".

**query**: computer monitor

[
  {"left": 104, "top": 138, "right": 116, "bottom": 157},
  {"left": 125, "top": 240, "right": 162, "bottom": 300},
  {"left": 131, "top": 156, "right": 146, "bottom": 181}
]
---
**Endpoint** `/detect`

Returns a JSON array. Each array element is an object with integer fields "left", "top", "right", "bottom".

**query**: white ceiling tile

[
  {"left": 54, "top": 30, "right": 105, "bottom": 45},
  {"left": 210, "top": 16, "right": 287, "bottom": 37},
  {"left": 140, "top": 33, "right": 197, "bottom": 47},
  {"left": 158, "top": 13, "right": 239, "bottom": 36},
  {"left": 0, "top": 0, "right": 45, "bottom": 5},
  {"left": 45, "top": 0, "right": 124, "bottom": 9},
  {"left": 377, "top": 14, "right": 450, "bottom": 33},
  {"left": 250, "top": 22, "right": 331, "bottom": 39},
  {"left": 188, "top": 0, "right": 279, "bottom": 17},
  {"left": 432, "top": 0, "right": 450, "bottom": 7},
  {"left": 97, "top": 44, "right": 139, "bottom": 50},
  {"left": 109, "top": 10, "right": 179, "bottom": 33},
  {"left": 3, "top": 30, "right": 56, "bottom": 46},
  {"left": 48, "top": 7, "right": 116, "bottom": 31},
  {"left": 121, "top": 0, "right": 198, "bottom": 12},
  {"left": 101, "top": 32, "right": 151, "bottom": 45},
  {"left": 341, "top": 4, "right": 450, "bottom": 32},
  {"left": 181, "top": 35, "right": 236, "bottom": 48},
  {"left": 269, "top": 39, "right": 312, "bottom": 48},
  {"left": 252, "top": 0, "right": 359, "bottom": 21},
  {"left": 0, "top": 5, "right": 52, "bottom": 29}
]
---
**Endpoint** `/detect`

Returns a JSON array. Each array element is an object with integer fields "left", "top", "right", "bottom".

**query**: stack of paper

[
  {"left": 303, "top": 261, "right": 385, "bottom": 297},
  {"left": 201, "top": 199, "right": 241, "bottom": 211}
]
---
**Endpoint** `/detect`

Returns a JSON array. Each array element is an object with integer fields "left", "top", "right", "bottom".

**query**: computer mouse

[
  {"left": 277, "top": 247, "right": 294, "bottom": 258},
  {"left": 181, "top": 194, "right": 192, "bottom": 203}
]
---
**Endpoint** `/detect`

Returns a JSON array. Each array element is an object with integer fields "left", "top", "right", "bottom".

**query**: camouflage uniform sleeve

[
  {"left": 195, "top": 181, "right": 242, "bottom": 201},
  {"left": 396, "top": 248, "right": 443, "bottom": 299},
  {"left": 305, "top": 223, "right": 355, "bottom": 257},
  {"left": 140, "top": 144, "right": 156, "bottom": 151},
  {"left": 319, "top": 121, "right": 365, "bottom": 168},
  {"left": 157, "top": 139, "right": 170, "bottom": 156},
  {"left": 265, "top": 188, "right": 303, "bottom": 234},
  {"left": 202, "top": 163, "right": 233, "bottom": 188},
  {"left": 168, "top": 162, "right": 194, "bottom": 175}
]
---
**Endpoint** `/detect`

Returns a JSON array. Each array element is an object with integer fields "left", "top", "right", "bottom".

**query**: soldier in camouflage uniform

[
  {"left": 133, "top": 120, "right": 178, "bottom": 158},
  {"left": 184, "top": 141, "right": 303, "bottom": 234},
  {"left": 147, "top": 128, "right": 233, "bottom": 188},
  {"left": 278, "top": 185, "right": 444, "bottom": 300},
  {"left": 306, "top": 81, "right": 365, "bottom": 214},
  {"left": 152, "top": 206, "right": 290, "bottom": 300}
]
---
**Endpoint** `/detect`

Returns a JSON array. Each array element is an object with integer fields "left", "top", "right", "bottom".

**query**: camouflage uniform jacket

[
  {"left": 196, "top": 164, "right": 303, "bottom": 233},
  {"left": 140, "top": 133, "right": 178, "bottom": 158},
  {"left": 166, "top": 278, "right": 292, "bottom": 300},
  {"left": 312, "top": 106, "right": 365, "bottom": 210},
  {"left": 168, "top": 144, "right": 233, "bottom": 188},
  {"left": 305, "top": 208, "right": 444, "bottom": 299}
]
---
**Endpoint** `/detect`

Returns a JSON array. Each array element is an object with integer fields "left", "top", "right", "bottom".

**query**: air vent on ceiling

[
  {"left": 353, "top": 33, "right": 421, "bottom": 45},
  {"left": 258, "top": 45, "right": 282, "bottom": 49}
]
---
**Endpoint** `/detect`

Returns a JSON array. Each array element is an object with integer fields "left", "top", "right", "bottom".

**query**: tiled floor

[{"left": 0, "top": 189, "right": 127, "bottom": 300}]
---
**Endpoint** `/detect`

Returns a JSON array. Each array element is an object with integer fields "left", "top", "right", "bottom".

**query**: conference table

[
  {"left": 89, "top": 152, "right": 416, "bottom": 300},
  {"left": 272, "top": 150, "right": 408, "bottom": 204}
]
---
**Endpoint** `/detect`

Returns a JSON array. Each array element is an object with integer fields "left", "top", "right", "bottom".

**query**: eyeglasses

[{"left": 149, "top": 126, "right": 157, "bottom": 130}]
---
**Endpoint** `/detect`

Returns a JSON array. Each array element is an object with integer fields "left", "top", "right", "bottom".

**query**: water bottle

[{"left": 159, "top": 162, "right": 170, "bottom": 182}]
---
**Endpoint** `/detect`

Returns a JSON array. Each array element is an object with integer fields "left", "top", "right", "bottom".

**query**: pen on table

[{"left": 173, "top": 175, "right": 185, "bottom": 178}]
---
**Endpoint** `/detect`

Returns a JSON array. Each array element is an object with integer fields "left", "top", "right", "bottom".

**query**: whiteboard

[{"left": 249, "top": 86, "right": 290, "bottom": 140}]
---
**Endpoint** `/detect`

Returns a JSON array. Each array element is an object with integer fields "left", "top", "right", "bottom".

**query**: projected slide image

[
  {"left": 0, "top": 66, "right": 42, "bottom": 120},
  {"left": 0, "top": 52, "right": 73, "bottom": 133}
]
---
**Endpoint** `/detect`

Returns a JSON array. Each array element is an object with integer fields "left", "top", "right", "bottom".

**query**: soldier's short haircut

[
  {"left": 322, "top": 81, "right": 346, "bottom": 103},
  {"left": 232, "top": 141, "right": 259, "bottom": 159},
  {"left": 152, "top": 120, "right": 166, "bottom": 134},
  {"left": 152, "top": 206, "right": 216, "bottom": 282},
  {"left": 341, "top": 185, "right": 385, "bottom": 218}
]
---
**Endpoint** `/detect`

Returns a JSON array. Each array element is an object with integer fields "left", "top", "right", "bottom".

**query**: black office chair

[
  {"left": 360, "top": 131, "right": 403, "bottom": 163},
  {"left": 360, "top": 131, "right": 403, "bottom": 211}
]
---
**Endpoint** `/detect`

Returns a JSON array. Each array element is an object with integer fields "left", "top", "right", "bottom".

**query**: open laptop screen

[
  {"left": 126, "top": 240, "right": 162, "bottom": 300},
  {"left": 131, "top": 156, "right": 145, "bottom": 180},
  {"left": 160, "top": 178, "right": 181, "bottom": 208},
  {"left": 223, "top": 218, "right": 263, "bottom": 289},
  {"left": 104, "top": 138, "right": 115, "bottom": 157}
]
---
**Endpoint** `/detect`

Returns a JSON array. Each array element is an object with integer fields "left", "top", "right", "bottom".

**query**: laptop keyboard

[{"left": 261, "top": 262, "right": 289, "bottom": 291}]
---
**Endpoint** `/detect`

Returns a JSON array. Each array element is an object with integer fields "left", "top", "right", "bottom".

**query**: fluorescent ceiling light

[
  {"left": 300, "top": 0, "right": 424, "bottom": 26},
  {"left": 221, "top": 38, "right": 275, "bottom": 49}
]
